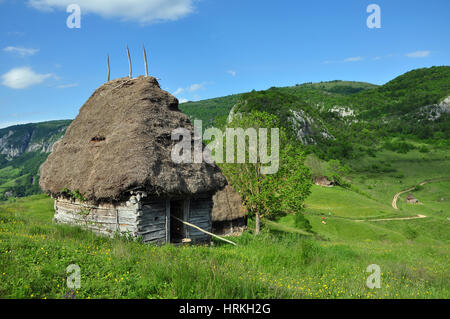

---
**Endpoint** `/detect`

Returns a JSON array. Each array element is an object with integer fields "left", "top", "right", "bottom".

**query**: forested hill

[
  {"left": 180, "top": 66, "right": 450, "bottom": 126},
  {"left": 0, "top": 66, "right": 449, "bottom": 200},
  {"left": 181, "top": 66, "right": 449, "bottom": 159},
  {"left": 179, "top": 80, "right": 380, "bottom": 126},
  {"left": 0, "top": 120, "right": 71, "bottom": 199}
]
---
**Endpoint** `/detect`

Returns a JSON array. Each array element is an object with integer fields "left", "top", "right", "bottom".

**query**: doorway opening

[{"left": 170, "top": 200, "right": 185, "bottom": 243}]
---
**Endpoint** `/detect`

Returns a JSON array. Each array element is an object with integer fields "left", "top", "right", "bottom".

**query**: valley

[{"left": 0, "top": 66, "right": 448, "bottom": 298}]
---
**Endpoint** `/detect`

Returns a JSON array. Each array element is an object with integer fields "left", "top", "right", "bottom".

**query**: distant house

[
  {"left": 313, "top": 176, "right": 334, "bottom": 187},
  {"left": 406, "top": 193, "right": 419, "bottom": 204}
]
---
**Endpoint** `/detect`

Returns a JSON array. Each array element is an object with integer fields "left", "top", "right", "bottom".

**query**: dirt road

[
  {"left": 391, "top": 177, "right": 450, "bottom": 210},
  {"left": 355, "top": 214, "right": 427, "bottom": 222}
]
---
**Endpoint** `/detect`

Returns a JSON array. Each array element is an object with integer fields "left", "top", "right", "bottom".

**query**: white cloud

[
  {"left": 27, "top": 0, "right": 195, "bottom": 24},
  {"left": 188, "top": 83, "right": 203, "bottom": 92},
  {"left": 227, "top": 70, "right": 237, "bottom": 77},
  {"left": 5, "top": 31, "right": 25, "bottom": 37},
  {"left": 405, "top": 50, "right": 430, "bottom": 58},
  {"left": 323, "top": 56, "right": 364, "bottom": 64},
  {"left": 178, "top": 98, "right": 189, "bottom": 104},
  {"left": 1, "top": 67, "right": 52, "bottom": 89},
  {"left": 173, "top": 83, "right": 205, "bottom": 98},
  {"left": 343, "top": 56, "right": 363, "bottom": 62},
  {"left": 4, "top": 46, "right": 39, "bottom": 57},
  {"left": 173, "top": 87, "right": 184, "bottom": 95},
  {"left": 56, "top": 83, "right": 79, "bottom": 89}
]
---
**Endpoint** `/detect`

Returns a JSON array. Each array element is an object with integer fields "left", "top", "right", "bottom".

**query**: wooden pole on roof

[
  {"left": 143, "top": 44, "right": 149, "bottom": 77},
  {"left": 127, "top": 45, "right": 132, "bottom": 79},
  {"left": 107, "top": 54, "right": 110, "bottom": 82}
]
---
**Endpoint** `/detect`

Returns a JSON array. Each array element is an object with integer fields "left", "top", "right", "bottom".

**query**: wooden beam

[
  {"left": 127, "top": 45, "right": 132, "bottom": 79},
  {"left": 107, "top": 54, "right": 110, "bottom": 82},
  {"left": 143, "top": 44, "right": 149, "bottom": 77},
  {"left": 171, "top": 215, "right": 237, "bottom": 246}
]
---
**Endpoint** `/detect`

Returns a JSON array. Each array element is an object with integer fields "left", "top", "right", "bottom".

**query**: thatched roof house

[
  {"left": 40, "top": 76, "right": 227, "bottom": 244},
  {"left": 212, "top": 185, "right": 247, "bottom": 236},
  {"left": 406, "top": 193, "right": 419, "bottom": 204},
  {"left": 313, "top": 176, "right": 334, "bottom": 187}
]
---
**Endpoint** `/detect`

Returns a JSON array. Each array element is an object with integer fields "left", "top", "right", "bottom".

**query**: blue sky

[{"left": 0, "top": 0, "right": 449, "bottom": 128}]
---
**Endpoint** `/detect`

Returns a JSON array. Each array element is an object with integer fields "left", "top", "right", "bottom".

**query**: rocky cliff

[
  {"left": 0, "top": 120, "right": 70, "bottom": 160},
  {"left": 0, "top": 120, "right": 71, "bottom": 199}
]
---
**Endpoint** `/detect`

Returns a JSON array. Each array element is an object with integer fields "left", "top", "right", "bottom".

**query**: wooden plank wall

[
  {"left": 188, "top": 196, "right": 213, "bottom": 243},
  {"left": 137, "top": 200, "right": 167, "bottom": 244},
  {"left": 54, "top": 198, "right": 139, "bottom": 238},
  {"left": 53, "top": 195, "right": 214, "bottom": 245}
]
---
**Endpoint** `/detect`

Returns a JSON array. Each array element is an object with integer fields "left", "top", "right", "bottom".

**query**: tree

[
  {"left": 219, "top": 110, "right": 312, "bottom": 234},
  {"left": 324, "top": 159, "right": 349, "bottom": 185},
  {"left": 305, "top": 154, "right": 325, "bottom": 178}
]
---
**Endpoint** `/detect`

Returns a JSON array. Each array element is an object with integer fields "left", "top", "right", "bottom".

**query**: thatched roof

[
  {"left": 406, "top": 193, "right": 418, "bottom": 203},
  {"left": 40, "top": 76, "right": 227, "bottom": 202},
  {"left": 212, "top": 185, "right": 247, "bottom": 222},
  {"left": 313, "top": 176, "right": 333, "bottom": 187},
  {"left": 407, "top": 194, "right": 415, "bottom": 200}
]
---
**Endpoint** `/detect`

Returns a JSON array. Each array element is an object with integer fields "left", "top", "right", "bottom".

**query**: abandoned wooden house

[
  {"left": 406, "top": 193, "right": 419, "bottom": 204},
  {"left": 39, "top": 76, "right": 228, "bottom": 244},
  {"left": 313, "top": 176, "right": 334, "bottom": 187},
  {"left": 212, "top": 185, "right": 247, "bottom": 236}
]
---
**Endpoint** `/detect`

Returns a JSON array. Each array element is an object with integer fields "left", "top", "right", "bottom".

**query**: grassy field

[{"left": 0, "top": 146, "right": 448, "bottom": 299}]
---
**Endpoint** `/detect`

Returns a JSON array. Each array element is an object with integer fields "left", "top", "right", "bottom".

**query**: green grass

[
  {"left": 0, "top": 167, "right": 22, "bottom": 193},
  {"left": 274, "top": 145, "right": 450, "bottom": 246},
  {"left": 0, "top": 116, "right": 448, "bottom": 299},
  {"left": 349, "top": 147, "right": 450, "bottom": 206},
  {"left": 303, "top": 185, "right": 393, "bottom": 219},
  {"left": 0, "top": 191, "right": 448, "bottom": 299}
]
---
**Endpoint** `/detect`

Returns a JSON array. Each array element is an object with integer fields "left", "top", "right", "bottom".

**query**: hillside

[
  {"left": 179, "top": 94, "right": 242, "bottom": 127},
  {"left": 178, "top": 80, "right": 380, "bottom": 127},
  {"left": 0, "top": 146, "right": 448, "bottom": 298},
  {"left": 0, "top": 67, "right": 449, "bottom": 299},
  {"left": 0, "top": 66, "right": 449, "bottom": 200},
  {"left": 0, "top": 121, "right": 71, "bottom": 200},
  {"left": 230, "top": 66, "right": 450, "bottom": 160}
]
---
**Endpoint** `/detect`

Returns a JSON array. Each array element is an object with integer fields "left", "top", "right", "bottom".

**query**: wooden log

[
  {"left": 138, "top": 211, "right": 166, "bottom": 224},
  {"left": 140, "top": 229, "right": 167, "bottom": 242},
  {"left": 138, "top": 222, "right": 166, "bottom": 233},
  {"left": 127, "top": 45, "right": 132, "bottom": 79},
  {"left": 189, "top": 209, "right": 211, "bottom": 218},
  {"left": 107, "top": 54, "right": 110, "bottom": 82},
  {"left": 171, "top": 216, "right": 236, "bottom": 246},
  {"left": 143, "top": 44, "right": 149, "bottom": 77}
]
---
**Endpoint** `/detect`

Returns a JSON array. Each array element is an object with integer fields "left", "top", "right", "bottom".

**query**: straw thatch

[
  {"left": 40, "top": 76, "right": 227, "bottom": 202},
  {"left": 313, "top": 176, "right": 334, "bottom": 187},
  {"left": 406, "top": 193, "right": 419, "bottom": 204},
  {"left": 212, "top": 185, "right": 246, "bottom": 222}
]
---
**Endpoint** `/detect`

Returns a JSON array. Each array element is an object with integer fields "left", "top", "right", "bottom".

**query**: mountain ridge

[{"left": 0, "top": 66, "right": 449, "bottom": 200}]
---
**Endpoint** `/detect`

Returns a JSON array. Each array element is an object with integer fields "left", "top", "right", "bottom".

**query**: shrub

[
  {"left": 294, "top": 212, "right": 313, "bottom": 233},
  {"left": 383, "top": 141, "right": 416, "bottom": 154},
  {"left": 419, "top": 145, "right": 430, "bottom": 153}
]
